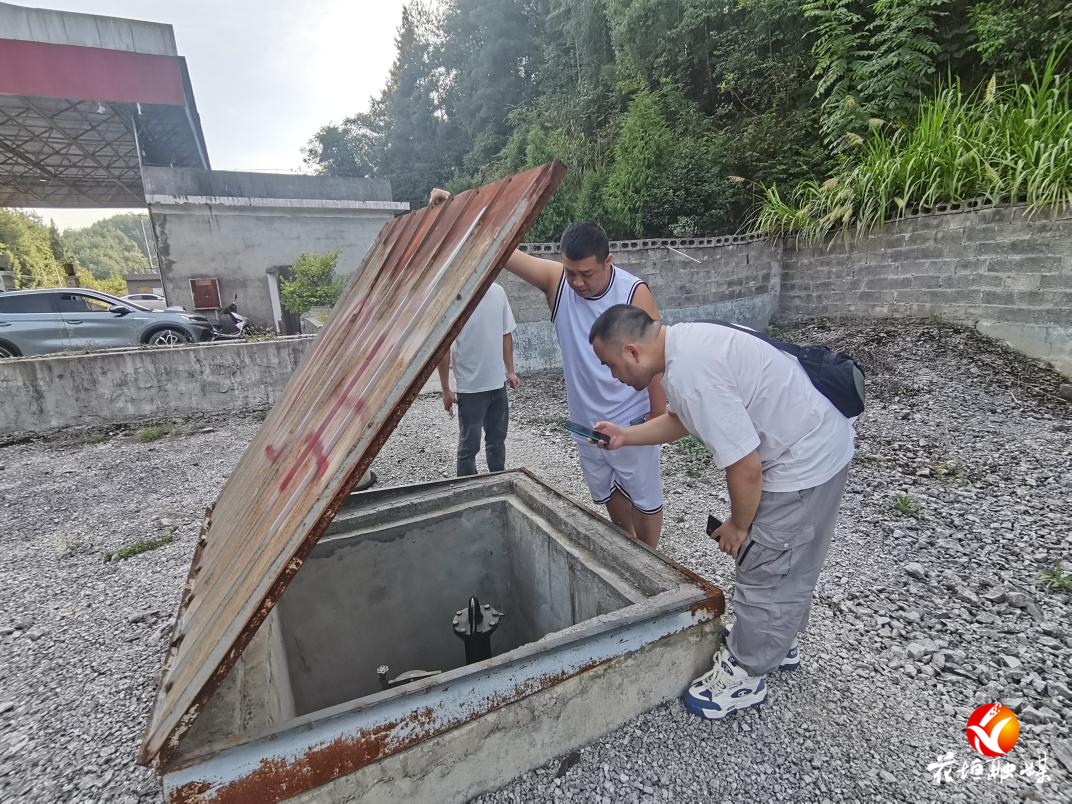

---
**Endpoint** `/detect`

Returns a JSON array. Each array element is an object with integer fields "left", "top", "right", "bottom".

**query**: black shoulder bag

[{"left": 707, "top": 320, "right": 865, "bottom": 418}]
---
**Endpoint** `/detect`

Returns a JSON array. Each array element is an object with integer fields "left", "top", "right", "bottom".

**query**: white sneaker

[
  {"left": 720, "top": 625, "right": 800, "bottom": 671},
  {"left": 682, "top": 645, "right": 767, "bottom": 720}
]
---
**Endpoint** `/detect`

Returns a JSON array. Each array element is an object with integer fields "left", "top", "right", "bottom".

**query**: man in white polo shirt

[
  {"left": 589, "top": 304, "right": 855, "bottom": 720},
  {"left": 437, "top": 282, "right": 520, "bottom": 476}
]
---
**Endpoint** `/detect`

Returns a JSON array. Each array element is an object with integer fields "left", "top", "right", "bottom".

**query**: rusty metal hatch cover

[{"left": 140, "top": 161, "right": 566, "bottom": 766}]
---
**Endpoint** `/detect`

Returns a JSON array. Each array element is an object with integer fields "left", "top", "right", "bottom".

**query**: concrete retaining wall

[
  {"left": 506, "top": 235, "right": 778, "bottom": 371},
  {"left": 3, "top": 202, "right": 1068, "bottom": 436},
  {"left": 0, "top": 337, "right": 313, "bottom": 436},
  {"left": 779, "top": 204, "right": 1072, "bottom": 376}
]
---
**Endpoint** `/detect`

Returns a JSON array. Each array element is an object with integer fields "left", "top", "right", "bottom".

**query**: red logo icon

[{"left": 966, "top": 703, "right": 1020, "bottom": 757}]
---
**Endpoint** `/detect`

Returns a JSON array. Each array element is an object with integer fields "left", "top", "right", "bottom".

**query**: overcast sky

[{"left": 20, "top": 0, "right": 408, "bottom": 229}]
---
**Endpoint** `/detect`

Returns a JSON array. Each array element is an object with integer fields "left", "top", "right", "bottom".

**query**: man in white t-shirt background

[
  {"left": 589, "top": 304, "right": 855, "bottom": 721},
  {"left": 437, "top": 282, "right": 520, "bottom": 476}
]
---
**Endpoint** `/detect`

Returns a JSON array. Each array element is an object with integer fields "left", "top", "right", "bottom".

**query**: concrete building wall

[
  {"left": 144, "top": 167, "right": 408, "bottom": 329},
  {"left": 779, "top": 203, "right": 1072, "bottom": 376},
  {"left": 4, "top": 201, "right": 1069, "bottom": 437}
]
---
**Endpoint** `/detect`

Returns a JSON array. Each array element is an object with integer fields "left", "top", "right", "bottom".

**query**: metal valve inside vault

[{"left": 452, "top": 596, "right": 504, "bottom": 664}]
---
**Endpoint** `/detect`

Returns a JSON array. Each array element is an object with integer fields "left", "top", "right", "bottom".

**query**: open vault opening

[{"left": 163, "top": 473, "right": 723, "bottom": 803}]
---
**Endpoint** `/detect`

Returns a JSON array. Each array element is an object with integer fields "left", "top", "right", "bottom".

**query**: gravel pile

[{"left": 0, "top": 319, "right": 1069, "bottom": 803}]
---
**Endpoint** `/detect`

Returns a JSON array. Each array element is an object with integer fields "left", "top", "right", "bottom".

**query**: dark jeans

[{"left": 457, "top": 386, "right": 509, "bottom": 476}]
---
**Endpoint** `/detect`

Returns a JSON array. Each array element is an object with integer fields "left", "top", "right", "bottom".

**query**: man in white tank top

[{"left": 429, "top": 189, "right": 665, "bottom": 547}]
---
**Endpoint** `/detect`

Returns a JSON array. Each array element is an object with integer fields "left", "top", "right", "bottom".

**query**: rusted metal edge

[
  {"left": 143, "top": 160, "right": 566, "bottom": 769},
  {"left": 163, "top": 601, "right": 718, "bottom": 803}
]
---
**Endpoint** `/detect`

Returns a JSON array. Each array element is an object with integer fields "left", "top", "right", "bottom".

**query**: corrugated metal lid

[{"left": 140, "top": 161, "right": 565, "bottom": 765}]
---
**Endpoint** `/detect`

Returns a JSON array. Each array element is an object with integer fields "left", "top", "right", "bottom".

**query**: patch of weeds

[
  {"left": 1038, "top": 561, "right": 1072, "bottom": 594},
  {"left": 137, "top": 424, "right": 171, "bottom": 442},
  {"left": 674, "top": 435, "right": 711, "bottom": 478},
  {"left": 72, "top": 431, "right": 109, "bottom": 446},
  {"left": 252, "top": 407, "right": 270, "bottom": 423},
  {"left": 894, "top": 494, "right": 919, "bottom": 516},
  {"left": 821, "top": 596, "right": 843, "bottom": 616},
  {"left": 103, "top": 531, "right": 176, "bottom": 562},
  {"left": 766, "top": 323, "right": 784, "bottom": 339},
  {"left": 929, "top": 459, "right": 966, "bottom": 483},
  {"left": 56, "top": 533, "right": 89, "bottom": 558},
  {"left": 241, "top": 331, "right": 278, "bottom": 343}
]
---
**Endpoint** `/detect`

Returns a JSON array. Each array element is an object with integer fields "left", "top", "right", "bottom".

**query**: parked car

[
  {"left": 0, "top": 288, "right": 214, "bottom": 358},
  {"left": 121, "top": 292, "right": 173, "bottom": 311}
]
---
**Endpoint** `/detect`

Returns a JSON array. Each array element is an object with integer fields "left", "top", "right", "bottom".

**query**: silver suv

[{"left": 0, "top": 288, "right": 214, "bottom": 358}]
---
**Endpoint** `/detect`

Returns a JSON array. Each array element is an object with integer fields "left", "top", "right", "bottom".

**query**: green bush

[{"left": 280, "top": 251, "right": 345, "bottom": 315}]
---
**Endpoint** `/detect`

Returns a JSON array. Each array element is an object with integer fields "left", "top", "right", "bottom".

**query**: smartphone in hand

[
  {"left": 706, "top": 515, "right": 723, "bottom": 540},
  {"left": 563, "top": 419, "right": 610, "bottom": 445}
]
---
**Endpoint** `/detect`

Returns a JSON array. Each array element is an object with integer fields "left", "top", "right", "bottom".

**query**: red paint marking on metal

[
  {"left": 0, "top": 38, "right": 187, "bottom": 105},
  {"left": 141, "top": 161, "right": 565, "bottom": 768}
]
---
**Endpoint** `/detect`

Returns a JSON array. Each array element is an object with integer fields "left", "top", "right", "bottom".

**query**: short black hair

[
  {"left": 589, "top": 304, "right": 657, "bottom": 346},
  {"left": 560, "top": 222, "right": 610, "bottom": 263}
]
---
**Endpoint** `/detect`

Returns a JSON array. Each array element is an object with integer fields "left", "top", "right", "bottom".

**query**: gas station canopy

[{"left": 0, "top": 2, "right": 209, "bottom": 208}]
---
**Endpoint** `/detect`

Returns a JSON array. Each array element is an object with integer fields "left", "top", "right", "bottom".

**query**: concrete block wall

[
  {"left": 503, "top": 234, "right": 778, "bottom": 372},
  {"left": 779, "top": 203, "right": 1072, "bottom": 375}
]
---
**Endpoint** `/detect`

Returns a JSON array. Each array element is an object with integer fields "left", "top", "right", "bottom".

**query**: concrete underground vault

[
  {"left": 162, "top": 472, "right": 724, "bottom": 802},
  {"left": 139, "top": 164, "right": 724, "bottom": 802}
]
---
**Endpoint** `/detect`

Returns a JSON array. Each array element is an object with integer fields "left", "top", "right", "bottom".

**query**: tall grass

[{"left": 753, "top": 50, "right": 1072, "bottom": 245}]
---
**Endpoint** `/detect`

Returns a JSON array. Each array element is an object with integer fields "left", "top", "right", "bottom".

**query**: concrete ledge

[
  {"left": 145, "top": 196, "right": 409, "bottom": 212},
  {"left": 286, "top": 622, "right": 719, "bottom": 804},
  {"left": 0, "top": 337, "right": 315, "bottom": 437}
]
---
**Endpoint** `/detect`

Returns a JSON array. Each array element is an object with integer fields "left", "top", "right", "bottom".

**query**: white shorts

[{"left": 576, "top": 440, "right": 663, "bottom": 514}]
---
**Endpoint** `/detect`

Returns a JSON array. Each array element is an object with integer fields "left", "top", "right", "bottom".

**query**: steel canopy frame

[
  {"left": 0, "top": 94, "right": 207, "bottom": 208},
  {"left": 0, "top": 37, "right": 210, "bottom": 209}
]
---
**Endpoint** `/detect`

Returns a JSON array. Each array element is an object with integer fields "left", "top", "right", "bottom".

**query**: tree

[
  {"left": 859, "top": 0, "right": 946, "bottom": 126},
  {"left": 303, "top": 115, "right": 382, "bottom": 178},
  {"left": 49, "top": 220, "right": 66, "bottom": 263},
  {"left": 0, "top": 210, "right": 63, "bottom": 288},
  {"left": 305, "top": 0, "right": 1069, "bottom": 238},
  {"left": 101, "top": 213, "right": 155, "bottom": 263},
  {"left": 438, "top": 0, "right": 546, "bottom": 172},
  {"left": 280, "top": 251, "right": 345, "bottom": 315},
  {"left": 969, "top": 0, "right": 1072, "bottom": 79},
  {"left": 604, "top": 91, "right": 674, "bottom": 236},
  {"left": 803, "top": 0, "right": 869, "bottom": 149},
  {"left": 63, "top": 222, "right": 147, "bottom": 279}
]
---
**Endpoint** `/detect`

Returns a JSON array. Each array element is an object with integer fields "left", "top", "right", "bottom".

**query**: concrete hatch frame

[{"left": 161, "top": 471, "right": 724, "bottom": 803}]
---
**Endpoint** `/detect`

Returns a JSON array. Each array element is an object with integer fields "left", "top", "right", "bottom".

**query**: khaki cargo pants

[{"left": 726, "top": 463, "right": 851, "bottom": 676}]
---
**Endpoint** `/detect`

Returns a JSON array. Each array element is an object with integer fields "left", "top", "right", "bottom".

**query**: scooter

[{"left": 212, "top": 296, "right": 248, "bottom": 341}]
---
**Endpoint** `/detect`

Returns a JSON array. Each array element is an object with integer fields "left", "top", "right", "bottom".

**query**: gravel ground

[{"left": 0, "top": 318, "right": 1070, "bottom": 803}]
